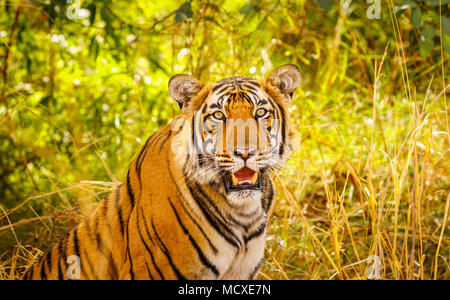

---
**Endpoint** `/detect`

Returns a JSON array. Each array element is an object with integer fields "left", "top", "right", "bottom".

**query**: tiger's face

[
  {"left": 201, "top": 77, "right": 283, "bottom": 193},
  {"left": 169, "top": 65, "right": 301, "bottom": 203}
]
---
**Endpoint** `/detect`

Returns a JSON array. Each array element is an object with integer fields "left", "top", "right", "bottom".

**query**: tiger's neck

[{"left": 116, "top": 124, "right": 274, "bottom": 279}]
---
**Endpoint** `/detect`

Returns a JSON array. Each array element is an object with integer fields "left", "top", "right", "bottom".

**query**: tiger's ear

[
  {"left": 267, "top": 64, "right": 301, "bottom": 98},
  {"left": 169, "top": 74, "right": 204, "bottom": 110}
]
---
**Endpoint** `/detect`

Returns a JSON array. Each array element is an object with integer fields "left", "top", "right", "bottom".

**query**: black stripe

[
  {"left": 165, "top": 152, "right": 219, "bottom": 254},
  {"left": 25, "top": 266, "right": 34, "bottom": 280},
  {"left": 226, "top": 212, "right": 261, "bottom": 232},
  {"left": 149, "top": 132, "right": 166, "bottom": 150},
  {"left": 87, "top": 215, "right": 98, "bottom": 248},
  {"left": 56, "top": 241, "right": 64, "bottom": 280},
  {"left": 82, "top": 247, "right": 97, "bottom": 280},
  {"left": 126, "top": 169, "right": 136, "bottom": 208},
  {"left": 244, "top": 222, "right": 267, "bottom": 244},
  {"left": 145, "top": 261, "right": 154, "bottom": 280},
  {"left": 186, "top": 182, "right": 241, "bottom": 249},
  {"left": 73, "top": 228, "right": 81, "bottom": 259},
  {"left": 135, "top": 135, "right": 153, "bottom": 185},
  {"left": 245, "top": 88, "right": 260, "bottom": 98},
  {"left": 115, "top": 187, "right": 125, "bottom": 235},
  {"left": 151, "top": 219, "right": 186, "bottom": 280},
  {"left": 40, "top": 257, "right": 47, "bottom": 280},
  {"left": 139, "top": 207, "right": 155, "bottom": 245},
  {"left": 136, "top": 132, "right": 162, "bottom": 188},
  {"left": 236, "top": 208, "right": 261, "bottom": 218},
  {"left": 96, "top": 231, "right": 119, "bottom": 279},
  {"left": 107, "top": 254, "right": 119, "bottom": 279},
  {"left": 258, "top": 98, "right": 268, "bottom": 105},
  {"left": 58, "top": 260, "right": 64, "bottom": 280},
  {"left": 176, "top": 196, "right": 219, "bottom": 254},
  {"left": 239, "top": 91, "right": 254, "bottom": 106},
  {"left": 125, "top": 216, "right": 135, "bottom": 280},
  {"left": 168, "top": 198, "right": 219, "bottom": 277},
  {"left": 217, "top": 85, "right": 232, "bottom": 95},
  {"left": 249, "top": 258, "right": 264, "bottom": 279},
  {"left": 278, "top": 105, "right": 287, "bottom": 156},
  {"left": 83, "top": 221, "right": 98, "bottom": 279},
  {"left": 58, "top": 237, "right": 69, "bottom": 280},
  {"left": 212, "top": 82, "right": 227, "bottom": 92},
  {"left": 242, "top": 84, "right": 258, "bottom": 91},
  {"left": 195, "top": 182, "right": 235, "bottom": 228},
  {"left": 101, "top": 199, "right": 121, "bottom": 279},
  {"left": 264, "top": 177, "right": 274, "bottom": 213},
  {"left": 266, "top": 97, "right": 282, "bottom": 155},
  {"left": 137, "top": 205, "right": 164, "bottom": 279},
  {"left": 91, "top": 200, "right": 118, "bottom": 279},
  {"left": 71, "top": 228, "right": 85, "bottom": 279},
  {"left": 46, "top": 250, "right": 52, "bottom": 277},
  {"left": 191, "top": 115, "right": 202, "bottom": 155},
  {"left": 246, "top": 81, "right": 260, "bottom": 88},
  {"left": 228, "top": 92, "right": 237, "bottom": 103},
  {"left": 159, "top": 131, "right": 172, "bottom": 153}
]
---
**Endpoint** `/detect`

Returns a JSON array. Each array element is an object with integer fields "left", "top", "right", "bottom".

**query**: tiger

[{"left": 23, "top": 64, "right": 301, "bottom": 280}]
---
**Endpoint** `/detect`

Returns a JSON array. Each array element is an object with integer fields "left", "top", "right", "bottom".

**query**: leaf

[
  {"left": 444, "top": 32, "right": 450, "bottom": 54},
  {"left": 442, "top": 16, "right": 450, "bottom": 33},
  {"left": 425, "top": 0, "right": 450, "bottom": 6},
  {"left": 395, "top": 1, "right": 417, "bottom": 12},
  {"left": 175, "top": 10, "right": 186, "bottom": 23},
  {"left": 240, "top": 3, "right": 254, "bottom": 15},
  {"left": 179, "top": 1, "right": 193, "bottom": 18},
  {"left": 411, "top": 7, "right": 422, "bottom": 28},
  {"left": 100, "top": 6, "right": 113, "bottom": 24},
  {"left": 317, "top": 0, "right": 332, "bottom": 13},
  {"left": 175, "top": 1, "right": 193, "bottom": 22},
  {"left": 419, "top": 26, "right": 436, "bottom": 58},
  {"left": 88, "top": 4, "right": 97, "bottom": 25}
]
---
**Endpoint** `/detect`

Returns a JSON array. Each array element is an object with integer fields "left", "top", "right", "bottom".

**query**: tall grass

[{"left": 260, "top": 3, "right": 449, "bottom": 279}]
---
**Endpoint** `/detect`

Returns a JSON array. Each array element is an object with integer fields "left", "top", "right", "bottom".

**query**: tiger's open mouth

[{"left": 224, "top": 167, "right": 262, "bottom": 192}]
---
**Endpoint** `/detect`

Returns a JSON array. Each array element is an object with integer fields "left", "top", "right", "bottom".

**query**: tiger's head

[{"left": 169, "top": 65, "right": 300, "bottom": 205}]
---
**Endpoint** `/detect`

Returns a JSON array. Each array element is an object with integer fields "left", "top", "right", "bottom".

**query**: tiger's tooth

[
  {"left": 232, "top": 174, "right": 239, "bottom": 185},
  {"left": 251, "top": 172, "right": 258, "bottom": 184}
]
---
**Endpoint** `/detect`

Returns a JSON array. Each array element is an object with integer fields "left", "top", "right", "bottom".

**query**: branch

[
  {"left": 1, "top": 2, "right": 23, "bottom": 105},
  {"left": 127, "top": 9, "right": 178, "bottom": 45}
]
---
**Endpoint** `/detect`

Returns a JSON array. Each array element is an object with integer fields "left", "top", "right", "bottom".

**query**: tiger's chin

[{"left": 226, "top": 189, "right": 263, "bottom": 208}]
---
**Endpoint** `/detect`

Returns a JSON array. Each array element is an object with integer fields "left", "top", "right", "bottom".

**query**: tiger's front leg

[{"left": 123, "top": 196, "right": 227, "bottom": 280}]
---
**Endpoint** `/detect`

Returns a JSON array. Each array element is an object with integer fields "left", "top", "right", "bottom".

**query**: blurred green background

[{"left": 0, "top": 0, "right": 449, "bottom": 279}]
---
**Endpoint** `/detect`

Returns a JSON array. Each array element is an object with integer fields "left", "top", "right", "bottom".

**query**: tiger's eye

[
  {"left": 256, "top": 108, "right": 267, "bottom": 118},
  {"left": 213, "top": 111, "right": 224, "bottom": 120}
]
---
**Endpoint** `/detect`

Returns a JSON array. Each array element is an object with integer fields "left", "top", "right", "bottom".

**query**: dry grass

[{"left": 260, "top": 56, "right": 450, "bottom": 280}]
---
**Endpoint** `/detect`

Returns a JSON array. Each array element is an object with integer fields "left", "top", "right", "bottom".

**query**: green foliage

[
  {"left": 396, "top": 0, "right": 450, "bottom": 58},
  {"left": 316, "top": 0, "right": 332, "bottom": 13}
]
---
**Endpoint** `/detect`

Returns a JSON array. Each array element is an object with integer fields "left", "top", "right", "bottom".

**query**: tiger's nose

[{"left": 233, "top": 147, "right": 256, "bottom": 161}]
